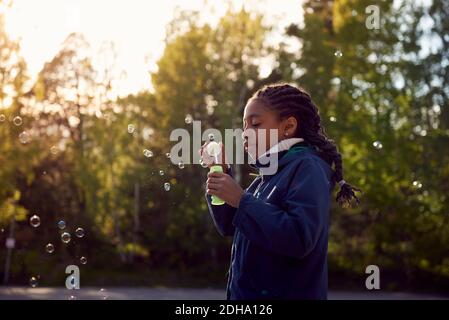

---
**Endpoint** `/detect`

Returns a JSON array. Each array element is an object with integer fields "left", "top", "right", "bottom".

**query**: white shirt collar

[{"left": 259, "top": 137, "right": 304, "bottom": 159}]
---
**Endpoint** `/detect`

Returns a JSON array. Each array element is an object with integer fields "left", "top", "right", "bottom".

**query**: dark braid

[{"left": 250, "top": 82, "right": 362, "bottom": 207}]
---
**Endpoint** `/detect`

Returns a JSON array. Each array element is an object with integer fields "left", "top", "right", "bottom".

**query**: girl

[{"left": 201, "top": 83, "right": 361, "bottom": 300}]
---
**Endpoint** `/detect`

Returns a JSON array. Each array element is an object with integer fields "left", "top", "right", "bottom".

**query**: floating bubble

[
  {"left": 412, "top": 180, "right": 423, "bottom": 189},
  {"left": 58, "top": 220, "right": 66, "bottom": 230},
  {"left": 334, "top": 50, "right": 343, "bottom": 58},
  {"left": 143, "top": 149, "right": 153, "bottom": 158},
  {"left": 199, "top": 159, "right": 209, "bottom": 168},
  {"left": 19, "top": 131, "right": 30, "bottom": 144},
  {"left": 13, "top": 116, "right": 22, "bottom": 126},
  {"left": 0, "top": 114, "right": 5, "bottom": 122},
  {"left": 75, "top": 227, "right": 85, "bottom": 238},
  {"left": 184, "top": 114, "right": 193, "bottom": 124},
  {"left": 159, "top": 170, "right": 164, "bottom": 176},
  {"left": 29, "top": 215, "right": 41, "bottom": 228},
  {"left": 99, "top": 288, "right": 108, "bottom": 300},
  {"left": 61, "top": 232, "right": 71, "bottom": 244},
  {"left": 164, "top": 182, "right": 171, "bottom": 191},
  {"left": 206, "top": 141, "right": 221, "bottom": 157},
  {"left": 50, "top": 146, "right": 58, "bottom": 155},
  {"left": 29, "top": 277, "right": 38, "bottom": 288},
  {"left": 127, "top": 124, "right": 135, "bottom": 134},
  {"left": 165, "top": 152, "right": 171, "bottom": 159},
  {"left": 80, "top": 256, "right": 87, "bottom": 264},
  {"left": 142, "top": 127, "right": 154, "bottom": 140},
  {"left": 372, "top": 140, "right": 383, "bottom": 150},
  {"left": 178, "top": 161, "right": 185, "bottom": 169},
  {"left": 46, "top": 243, "right": 55, "bottom": 254},
  {"left": 329, "top": 116, "right": 337, "bottom": 122}
]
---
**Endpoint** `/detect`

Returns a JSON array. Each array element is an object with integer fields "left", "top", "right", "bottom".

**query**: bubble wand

[{"left": 205, "top": 138, "right": 225, "bottom": 206}]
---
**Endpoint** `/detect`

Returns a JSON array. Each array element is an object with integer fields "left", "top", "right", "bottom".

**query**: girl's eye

[{"left": 251, "top": 123, "right": 261, "bottom": 127}]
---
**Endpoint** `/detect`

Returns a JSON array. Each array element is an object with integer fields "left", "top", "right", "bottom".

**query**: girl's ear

[{"left": 281, "top": 116, "right": 298, "bottom": 138}]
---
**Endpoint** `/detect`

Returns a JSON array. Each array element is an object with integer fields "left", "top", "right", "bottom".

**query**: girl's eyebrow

[{"left": 243, "top": 113, "right": 262, "bottom": 121}]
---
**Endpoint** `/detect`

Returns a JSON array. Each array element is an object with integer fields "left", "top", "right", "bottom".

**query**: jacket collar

[{"left": 250, "top": 138, "right": 317, "bottom": 176}]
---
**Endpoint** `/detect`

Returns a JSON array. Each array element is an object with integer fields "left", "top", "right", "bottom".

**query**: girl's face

[{"left": 242, "top": 99, "right": 298, "bottom": 160}]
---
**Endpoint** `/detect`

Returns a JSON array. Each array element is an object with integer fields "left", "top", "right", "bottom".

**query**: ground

[{"left": 0, "top": 287, "right": 447, "bottom": 300}]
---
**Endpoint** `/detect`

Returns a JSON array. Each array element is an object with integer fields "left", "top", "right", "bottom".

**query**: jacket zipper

[{"left": 253, "top": 176, "right": 264, "bottom": 198}]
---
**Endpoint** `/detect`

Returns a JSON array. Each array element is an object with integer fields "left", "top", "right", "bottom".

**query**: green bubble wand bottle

[{"left": 205, "top": 138, "right": 225, "bottom": 206}]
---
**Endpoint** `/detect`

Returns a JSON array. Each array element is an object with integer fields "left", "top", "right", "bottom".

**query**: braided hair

[{"left": 249, "top": 82, "right": 361, "bottom": 207}]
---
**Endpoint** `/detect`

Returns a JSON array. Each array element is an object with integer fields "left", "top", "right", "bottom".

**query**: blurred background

[{"left": 0, "top": 0, "right": 448, "bottom": 298}]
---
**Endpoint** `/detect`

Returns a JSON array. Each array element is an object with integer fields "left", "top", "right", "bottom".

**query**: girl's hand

[
  {"left": 206, "top": 172, "right": 244, "bottom": 208},
  {"left": 198, "top": 141, "right": 228, "bottom": 172}
]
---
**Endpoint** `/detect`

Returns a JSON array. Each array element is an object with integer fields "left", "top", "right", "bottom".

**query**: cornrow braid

[{"left": 250, "top": 82, "right": 362, "bottom": 207}]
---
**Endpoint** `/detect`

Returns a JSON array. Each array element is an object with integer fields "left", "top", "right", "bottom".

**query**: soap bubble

[
  {"left": 19, "top": 131, "right": 30, "bottom": 144},
  {"left": 13, "top": 116, "right": 22, "bottom": 126},
  {"left": 50, "top": 146, "right": 59, "bottom": 155},
  {"left": 184, "top": 114, "right": 193, "bottom": 124},
  {"left": 75, "top": 227, "right": 85, "bottom": 238},
  {"left": 29, "top": 215, "right": 41, "bottom": 228},
  {"left": 165, "top": 152, "right": 171, "bottom": 159},
  {"left": 200, "top": 159, "right": 208, "bottom": 168},
  {"left": 0, "top": 114, "right": 5, "bottom": 122},
  {"left": 142, "top": 127, "right": 154, "bottom": 140},
  {"left": 334, "top": 50, "right": 343, "bottom": 58},
  {"left": 329, "top": 116, "right": 337, "bottom": 122},
  {"left": 61, "top": 232, "right": 71, "bottom": 244},
  {"left": 164, "top": 182, "right": 171, "bottom": 191},
  {"left": 127, "top": 124, "right": 135, "bottom": 134},
  {"left": 178, "top": 161, "right": 185, "bottom": 169},
  {"left": 46, "top": 243, "right": 55, "bottom": 254},
  {"left": 206, "top": 141, "right": 221, "bottom": 157},
  {"left": 412, "top": 180, "right": 423, "bottom": 189},
  {"left": 80, "top": 256, "right": 87, "bottom": 264},
  {"left": 143, "top": 149, "right": 153, "bottom": 158},
  {"left": 159, "top": 170, "right": 164, "bottom": 176},
  {"left": 58, "top": 220, "right": 66, "bottom": 230},
  {"left": 372, "top": 140, "right": 383, "bottom": 150},
  {"left": 29, "top": 277, "right": 38, "bottom": 288},
  {"left": 99, "top": 288, "right": 108, "bottom": 300}
]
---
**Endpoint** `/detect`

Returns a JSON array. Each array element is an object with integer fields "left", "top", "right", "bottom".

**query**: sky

[{"left": 5, "top": 0, "right": 303, "bottom": 97}]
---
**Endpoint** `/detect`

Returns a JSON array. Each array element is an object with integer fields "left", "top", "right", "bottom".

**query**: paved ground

[{"left": 0, "top": 287, "right": 447, "bottom": 300}]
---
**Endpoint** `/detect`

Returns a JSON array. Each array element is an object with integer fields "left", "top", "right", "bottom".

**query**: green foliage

[{"left": 0, "top": 1, "right": 448, "bottom": 291}]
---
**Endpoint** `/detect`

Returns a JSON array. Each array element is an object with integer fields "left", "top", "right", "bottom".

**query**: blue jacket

[{"left": 206, "top": 144, "right": 335, "bottom": 300}]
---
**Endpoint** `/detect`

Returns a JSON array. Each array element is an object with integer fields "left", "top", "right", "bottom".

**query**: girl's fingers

[
  {"left": 206, "top": 178, "right": 221, "bottom": 186},
  {"left": 207, "top": 172, "right": 225, "bottom": 178},
  {"left": 207, "top": 188, "right": 221, "bottom": 196},
  {"left": 206, "top": 176, "right": 221, "bottom": 184}
]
